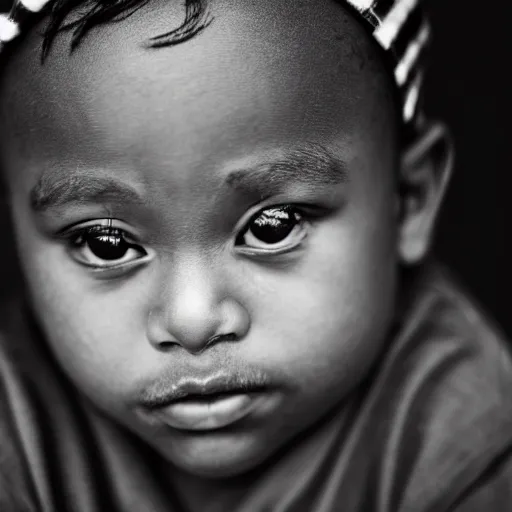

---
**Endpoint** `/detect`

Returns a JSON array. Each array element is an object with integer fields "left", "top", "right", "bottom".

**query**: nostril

[
  {"left": 157, "top": 340, "right": 178, "bottom": 350},
  {"left": 206, "top": 332, "right": 238, "bottom": 347}
]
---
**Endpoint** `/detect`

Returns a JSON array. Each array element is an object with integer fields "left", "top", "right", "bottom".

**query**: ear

[{"left": 397, "top": 121, "right": 454, "bottom": 265}]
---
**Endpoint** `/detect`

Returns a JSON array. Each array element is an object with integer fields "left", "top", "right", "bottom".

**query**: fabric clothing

[
  {"left": 344, "top": 0, "right": 430, "bottom": 122},
  {"left": 1, "top": 263, "right": 512, "bottom": 512}
]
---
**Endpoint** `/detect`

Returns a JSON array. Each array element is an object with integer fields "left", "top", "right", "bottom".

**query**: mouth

[{"left": 138, "top": 373, "right": 274, "bottom": 431}]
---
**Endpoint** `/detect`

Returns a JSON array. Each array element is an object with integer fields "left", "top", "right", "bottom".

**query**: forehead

[{"left": 0, "top": 0, "right": 396, "bottom": 188}]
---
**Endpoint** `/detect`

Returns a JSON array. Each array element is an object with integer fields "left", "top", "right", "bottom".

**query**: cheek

[
  {"left": 17, "top": 238, "right": 153, "bottom": 402},
  {"left": 247, "top": 192, "right": 398, "bottom": 397}
]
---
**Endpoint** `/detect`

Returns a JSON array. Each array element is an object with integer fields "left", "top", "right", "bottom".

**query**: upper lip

[{"left": 138, "top": 372, "right": 270, "bottom": 410}]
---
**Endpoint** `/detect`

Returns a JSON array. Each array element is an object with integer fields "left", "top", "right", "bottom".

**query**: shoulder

[
  {"left": 0, "top": 294, "right": 98, "bottom": 511},
  {"left": 358, "top": 262, "right": 512, "bottom": 511},
  {"left": 449, "top": 447, "right": 512, "bottom": 511},
  {"left": 0, "top": 296, "right": 43, "bottom": 510}
]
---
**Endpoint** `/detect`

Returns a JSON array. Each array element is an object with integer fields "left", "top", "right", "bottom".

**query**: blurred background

[
  {"left": 0, "top": 0, "right": 509, "bottom": 334},
  {"left": 426, "top": 0, "right": 509, "bottom": 335}
]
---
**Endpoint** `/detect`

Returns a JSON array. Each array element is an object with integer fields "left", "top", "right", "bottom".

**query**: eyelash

[
  {"left": 62, "top": 204, "right": 318, "bottom": 271},
  {"left": 235, "top": 205, "right": 310, "bottom": 254},
  {"left": 64, "top": 223, "right": 148, "bottom": 270}
]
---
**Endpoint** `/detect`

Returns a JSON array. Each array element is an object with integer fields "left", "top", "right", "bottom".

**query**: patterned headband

[
  {"left": 0, "top": 0, "right": 430, "bottom": 124},
  {"left": 345, "top": 0, "right": 430, "bottom": 124}
]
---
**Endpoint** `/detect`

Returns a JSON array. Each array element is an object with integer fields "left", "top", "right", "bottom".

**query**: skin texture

[{"left": 0, "top": 0, "right": 449, "bottom": 498}]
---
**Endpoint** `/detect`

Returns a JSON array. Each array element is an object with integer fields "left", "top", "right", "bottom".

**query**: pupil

[
  {"left": 251, "top": 207, "right": 297, "bottom": 243},
  {"left": 88, "top": 234, "right": 128, "bottom": 260}
]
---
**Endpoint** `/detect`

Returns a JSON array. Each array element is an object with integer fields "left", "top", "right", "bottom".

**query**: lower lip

[{"left": 155, "top": 392, "right": 265, "bottom": 431}]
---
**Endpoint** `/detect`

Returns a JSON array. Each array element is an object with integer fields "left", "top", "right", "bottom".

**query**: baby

[{"left": 0, "top": 0, "right": 511, "bottom": 510}]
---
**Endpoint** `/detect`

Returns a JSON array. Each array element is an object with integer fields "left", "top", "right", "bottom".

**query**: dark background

[
  {"left": 426, "top": 0, "right": 509, "bottom": 335},
  {"left": 0, "top": 1, "right": 510, "bottom": 334}
]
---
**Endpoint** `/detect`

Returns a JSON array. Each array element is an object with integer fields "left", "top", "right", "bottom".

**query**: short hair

[{"left": 40, "top": 0, "right": 212, "bottom": 59}]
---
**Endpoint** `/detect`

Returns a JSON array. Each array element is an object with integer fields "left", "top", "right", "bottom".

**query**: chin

[{"left": 160, "top": 430, "right": 280, "bottom": 479}]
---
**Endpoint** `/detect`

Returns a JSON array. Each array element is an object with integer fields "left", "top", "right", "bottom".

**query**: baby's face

[{"left": 0, "top": 0, "right": 400, "bottom": 477}]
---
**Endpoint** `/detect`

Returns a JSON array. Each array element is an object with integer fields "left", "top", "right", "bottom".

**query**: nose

[{"left": 146, "top": 256, "right": 250, "bottom": 354}]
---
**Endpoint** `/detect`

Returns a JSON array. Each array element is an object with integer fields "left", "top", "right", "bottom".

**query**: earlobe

[{"left": 397, "top": 121, "right": 455, "bottom": 265}]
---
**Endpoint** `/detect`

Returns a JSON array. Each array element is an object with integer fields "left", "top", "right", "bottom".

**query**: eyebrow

[
  {"left": 225, "top": 143, "right": 349, "bottom": 197},
  {"left": 29, "top": 143, "right": 348, "bottom": 213},
  {"left": 30, "top": 171, "right": 144, "bottom": 213}
]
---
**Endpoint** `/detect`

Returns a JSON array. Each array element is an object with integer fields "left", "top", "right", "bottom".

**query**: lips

[
  {"left": 155, "top": 391, "right": 266, "bottom": 431},
  {"left": 138, "top": 372, "right": 272, "bottom": 431}
]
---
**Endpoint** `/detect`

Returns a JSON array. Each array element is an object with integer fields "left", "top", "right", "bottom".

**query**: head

[{"left": 0, "top": 0, "right": 452, "bottom": 478}]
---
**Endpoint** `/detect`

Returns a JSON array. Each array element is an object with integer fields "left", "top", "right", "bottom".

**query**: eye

[
  {"left": 68, "top": 224, "right": 148, "bottom": 268},
  {"left": 236, "top": 206, "right": 307, "bottom": 251}
]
